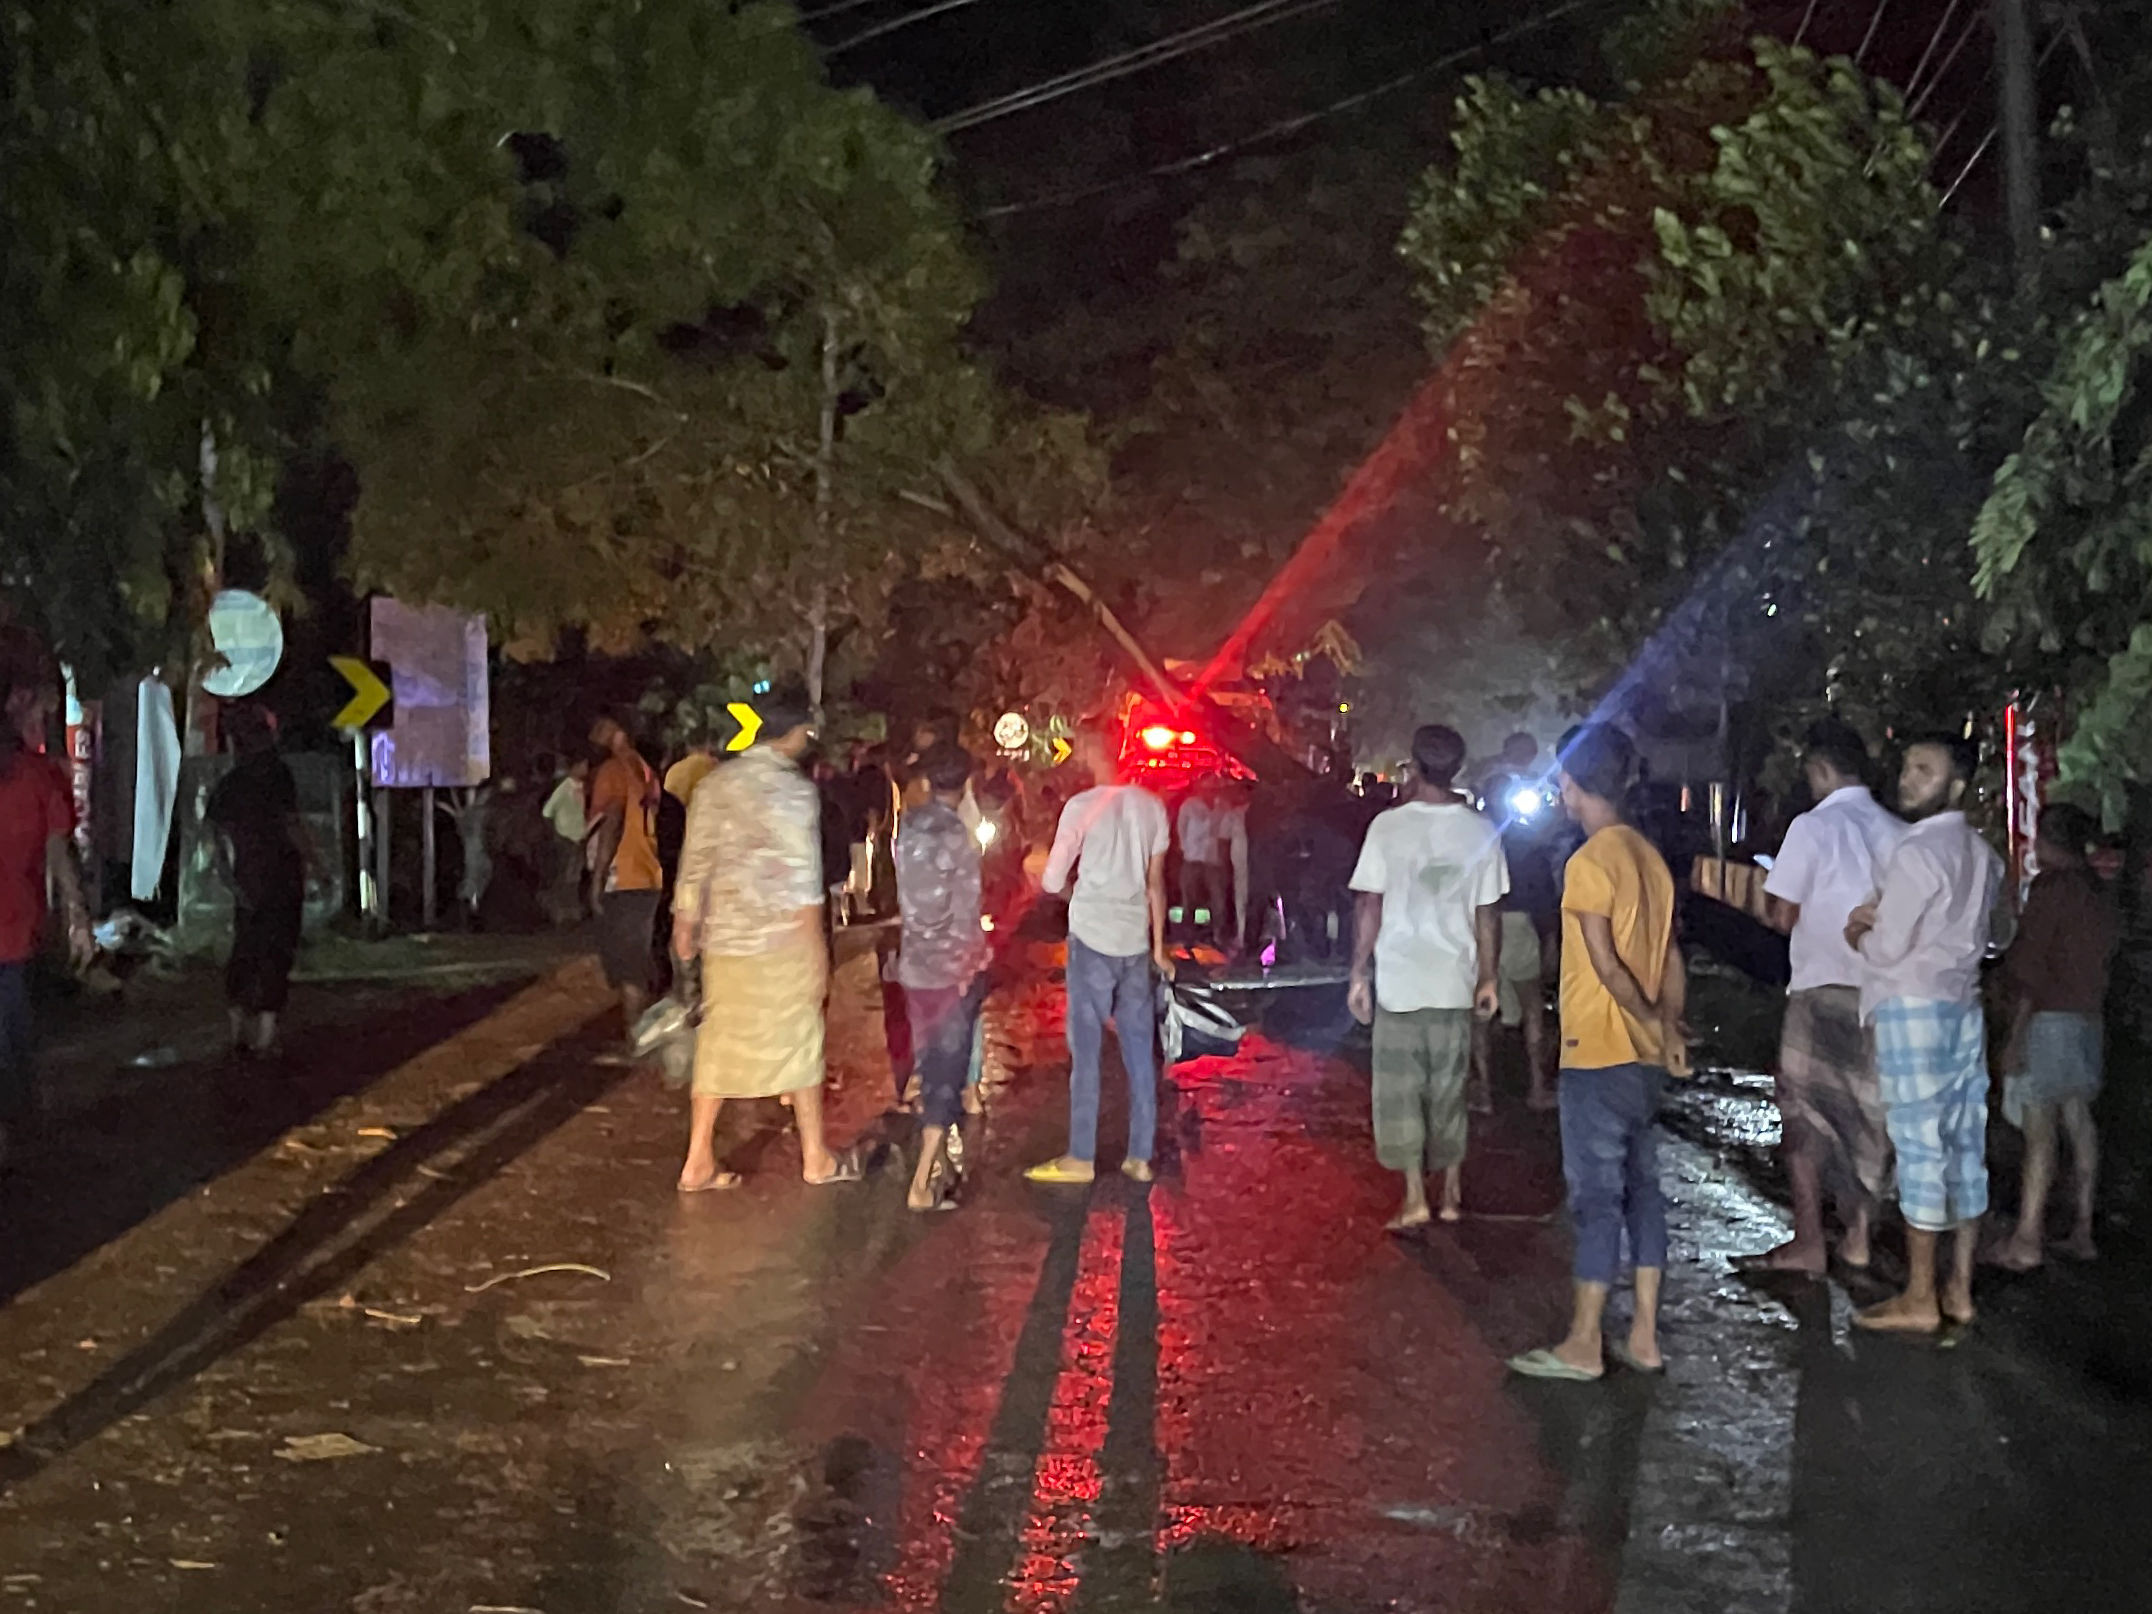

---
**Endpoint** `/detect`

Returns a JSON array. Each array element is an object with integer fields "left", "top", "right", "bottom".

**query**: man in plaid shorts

[{"left": 1845, "top": 735, "right": 2003, "bottom": 1333}]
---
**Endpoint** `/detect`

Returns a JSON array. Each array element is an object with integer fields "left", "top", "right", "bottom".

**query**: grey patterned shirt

[{"left": 895, "top": 799, "right": 987, "bottom": 990}]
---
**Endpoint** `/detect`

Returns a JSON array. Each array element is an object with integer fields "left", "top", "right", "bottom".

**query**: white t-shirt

[
  {"left": 542, "top": 776, "right": 587, "bottom": 843},
  {"left": 1763, "top": 785, "right": 1906, "bottom": 993},
  {"left": 1179, "top": 797, "right": 1223, "bottom": 863},
  {"left": 1044, "top": 785, "right": 1171, "bottom": 958},
  {"left": 1349, "top": 799, "right": 1510, "bottom": 1013}
]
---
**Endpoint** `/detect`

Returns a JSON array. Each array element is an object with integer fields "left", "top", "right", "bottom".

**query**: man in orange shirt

[
  {"left": 588, "top": 715, "right": 664, "bottom": 1030},
  {"left": 1509, "top": 724, "right": 1687, "bottom": 1382}
]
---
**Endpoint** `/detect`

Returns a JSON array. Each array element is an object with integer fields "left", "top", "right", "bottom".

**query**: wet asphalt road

[{"left": 1, "top": 938, "right": 2150, "bottom": 1612}]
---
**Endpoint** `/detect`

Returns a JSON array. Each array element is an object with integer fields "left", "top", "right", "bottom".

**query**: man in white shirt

[
  {"left": 1027, "top": 730, "right": 1174, "bottom": 1187},
  {"left": 1176, "top": 776, "right": 1249, "bottom": 951},
  {"left": 1348, "top": 724, "right": 1508, "bottom": 1230},
  {"left": 1845, "top": 735, "right": 2004, "bottom": 1334},
  {"left": 1743, "top": 721, "right": 1905, "bottom": 1276}
]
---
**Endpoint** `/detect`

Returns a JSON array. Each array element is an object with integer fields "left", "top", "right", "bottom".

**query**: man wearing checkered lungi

[
  {"left": 1846, "top": 736, "right": 2004, "bottom": 1334},
  {"left": 1745, "top": 721, "right": 1905, "bottom": 1277}
]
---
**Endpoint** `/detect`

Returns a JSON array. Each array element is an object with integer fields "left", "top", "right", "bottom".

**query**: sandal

[
  {"left": 678, "top": 1170, "right": 743, "bottom": 1194},
  {"left": 804, "top": 1148, "right": 865, "bottom": 1187},
  {"left": 1506, "top": 1348, "right": 1603, "bottom": 1382}
]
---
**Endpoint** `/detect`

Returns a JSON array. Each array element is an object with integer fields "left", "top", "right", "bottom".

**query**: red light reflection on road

[{"left": 1002, "top": 1202, "right": 1125, "bottom": 1613}]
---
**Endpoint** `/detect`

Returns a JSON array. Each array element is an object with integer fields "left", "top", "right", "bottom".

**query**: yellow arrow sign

[
  {"left": 1050, "top": 737, "right": 1073, "bottom": 765},
  {"left": 725, "top": 701, "right": 762, "bottom": 753},
  {"left": 330, "top": 656, "right": 391, "bottom": 730}
]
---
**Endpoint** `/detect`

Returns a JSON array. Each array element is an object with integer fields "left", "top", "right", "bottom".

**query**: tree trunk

[
  {"left": 184, "top": 421, "right": 228, "bottom": 759},
  {"left": 935, "top": 456, "right": 1311, "bottom": 782},
  {"left": 807, "top": 310, "right": 840, "bottom": 717}
]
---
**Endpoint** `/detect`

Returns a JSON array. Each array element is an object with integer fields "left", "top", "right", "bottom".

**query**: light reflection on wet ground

[{"left": 3, "top": 947, "right": 2151, "bottom": 1612}]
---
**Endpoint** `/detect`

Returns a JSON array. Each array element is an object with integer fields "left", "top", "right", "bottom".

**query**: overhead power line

[
  {"left": 933, "top": 0, "right": 1349, "bottom": 136},
  {"left": 1902, "top": 0, "right": 1966, "bottom": 105},
  {"left": 828, "top": 0, "right": 992, "bottom": 54},
  {"left": 974, "top": 0, "right": 1615, "bottom": 220},
  {"left": 1936, "top": 25, "right": 2063, "bottom": 209},
  {"left": 1906, "top": 5, "right": 1984, "bottom": 121},
  {"left": 797, "top": 0, "right": 906, "bottom": 23},
  {"left": 1856, "top": 0, "right": 1891, "bottom": 66}
]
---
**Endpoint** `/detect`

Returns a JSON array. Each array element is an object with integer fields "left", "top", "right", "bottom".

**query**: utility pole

[{"left": 1995, "top": 0, "right": 2040, "bottom": 284}]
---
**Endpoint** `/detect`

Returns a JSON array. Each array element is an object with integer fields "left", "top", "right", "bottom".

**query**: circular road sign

[
  {"left": 992, "top": 711, "right": 1031, "bottom": 752},
  {"left": 202, "top": 589, "right": 285, "bottom": 698}
]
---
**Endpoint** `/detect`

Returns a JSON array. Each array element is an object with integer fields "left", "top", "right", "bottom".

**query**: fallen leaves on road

[
  {"left": 463, "top": 1263, "right": 610, "bottom": 1294},
  {"left": 273, "top": 1432, "right": 380, "bottom": 1462}
]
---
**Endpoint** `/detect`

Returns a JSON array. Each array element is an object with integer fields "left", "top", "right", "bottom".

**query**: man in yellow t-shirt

[
  {"left": 1509, "top": 724, "right": 1687, "bottom": 1384},
  {"left": 588, "top": 715, "right": 664, "bottom": 1028}
]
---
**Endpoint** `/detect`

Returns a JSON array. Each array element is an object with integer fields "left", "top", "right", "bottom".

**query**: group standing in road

[{"left": 586, "top": 679, "right": 2123, "bottom": 1380}]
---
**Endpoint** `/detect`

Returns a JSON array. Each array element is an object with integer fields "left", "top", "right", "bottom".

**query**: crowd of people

[
  {"left": 1741, "top": 724, "right": 2120, "bottom": 1328},
  {"left": 3, "top": 620, "right": 2132, "bottom": 1363},
  {"left": 617, "top": 690, "right": 2125, "bottom": 1372}
]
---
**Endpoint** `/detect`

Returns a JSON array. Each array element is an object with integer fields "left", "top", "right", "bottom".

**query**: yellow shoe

[
  {"left": 1120, "top": 1159, "right": 1154, "bottom": 1184},
  {"left": 1024, "top": 1155, "right": 1096, "bottom": 1185}
]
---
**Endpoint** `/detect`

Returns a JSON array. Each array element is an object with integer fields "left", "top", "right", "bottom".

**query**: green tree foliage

[
  {"left": 1, "top": 1, "right": 293, "bottom": 684},
  {"left": 1973, "top": 230, "right": 2152, "bottom": 820},
  {"left": 333, "top": 0, "right": 1104, "bottom": 706},
  {"left": 3, "top": 0, "right": 1095, "bottom": 708},
  {"left": 1386, "top": 28, "right": 2021, "bottom": 745}
]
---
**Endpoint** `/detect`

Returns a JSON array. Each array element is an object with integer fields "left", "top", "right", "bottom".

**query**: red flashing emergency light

[{"left": 1118, "top": 698, "right": 1256, "bottom": 786}]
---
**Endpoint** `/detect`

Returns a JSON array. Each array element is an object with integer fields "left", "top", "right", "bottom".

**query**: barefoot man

[
  {"left": 1510, "top": 725, "right": 1686, "bottom": 1382},
  {"left": 1742, "top": 720, "right": 1905, "bottom": 1277},
  {"left": 1845, "top": 735, "right": 2003, "bottom": 1332},
  {"left": 671, "top": 687, "right": 858, "bottom": 1193},
  {"left": 1347, "top": 724, "right": 1507, "bottom": 1230},
  {"left": 1993, "top": 802, "right": 2117, "bottom": 1270}
]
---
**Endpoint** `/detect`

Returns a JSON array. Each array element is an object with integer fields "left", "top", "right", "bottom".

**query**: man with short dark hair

[
  {"left": 1510, "top": 724, "right": 1686, "bottom": 1381},
  {"left": 1349, "top": 724, "right": 1507, "bottom": 1229},
  {"left": 1993, "top": 802, "right": 2116, "bottom": 1269},
  {"left": 588, "top": 713, "right": 664, "bottom": 1029},
  {"left": 1845, "top": 735, "right": 2003, "bottom": 1332},
  {"left": 896, "top": 741, "right": 989, "bottom": 1212},
  {"left": 1029, "top": 728, "right": 1173, "bottom": 1186},
  {"left": 1743, "top": 719, "right": 1905, "bottom": 1275},
  {"left": 1474, "top": 734, "right": 1559, "bottom": 1112}
]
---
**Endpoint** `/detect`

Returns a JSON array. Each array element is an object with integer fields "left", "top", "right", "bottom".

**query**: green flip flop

[{"left": 1506, "top": 1348, "right": 1604, "bottom": 1383}]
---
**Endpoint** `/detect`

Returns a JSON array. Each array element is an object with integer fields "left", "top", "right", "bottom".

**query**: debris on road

[
  {"left": 463, "top": 1263, "right": 611, "bottom": 1294},
  {"left": 274, "top": 1433, "right": 381, "bottom": 1462}
]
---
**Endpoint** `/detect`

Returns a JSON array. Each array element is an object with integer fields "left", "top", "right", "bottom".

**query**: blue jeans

[
  {"left": 1066, "top": 938, "right": 1159, "bottom": 1165},
  {"left": 907, "top": 979, "right": 984, "bottom": 1131},
  {"left": 1559, "top": 1062, "right": 1669, "bottom": 1285},
  {"left": 0, "top": 962, "right": 32, "bottom": 1123}
]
